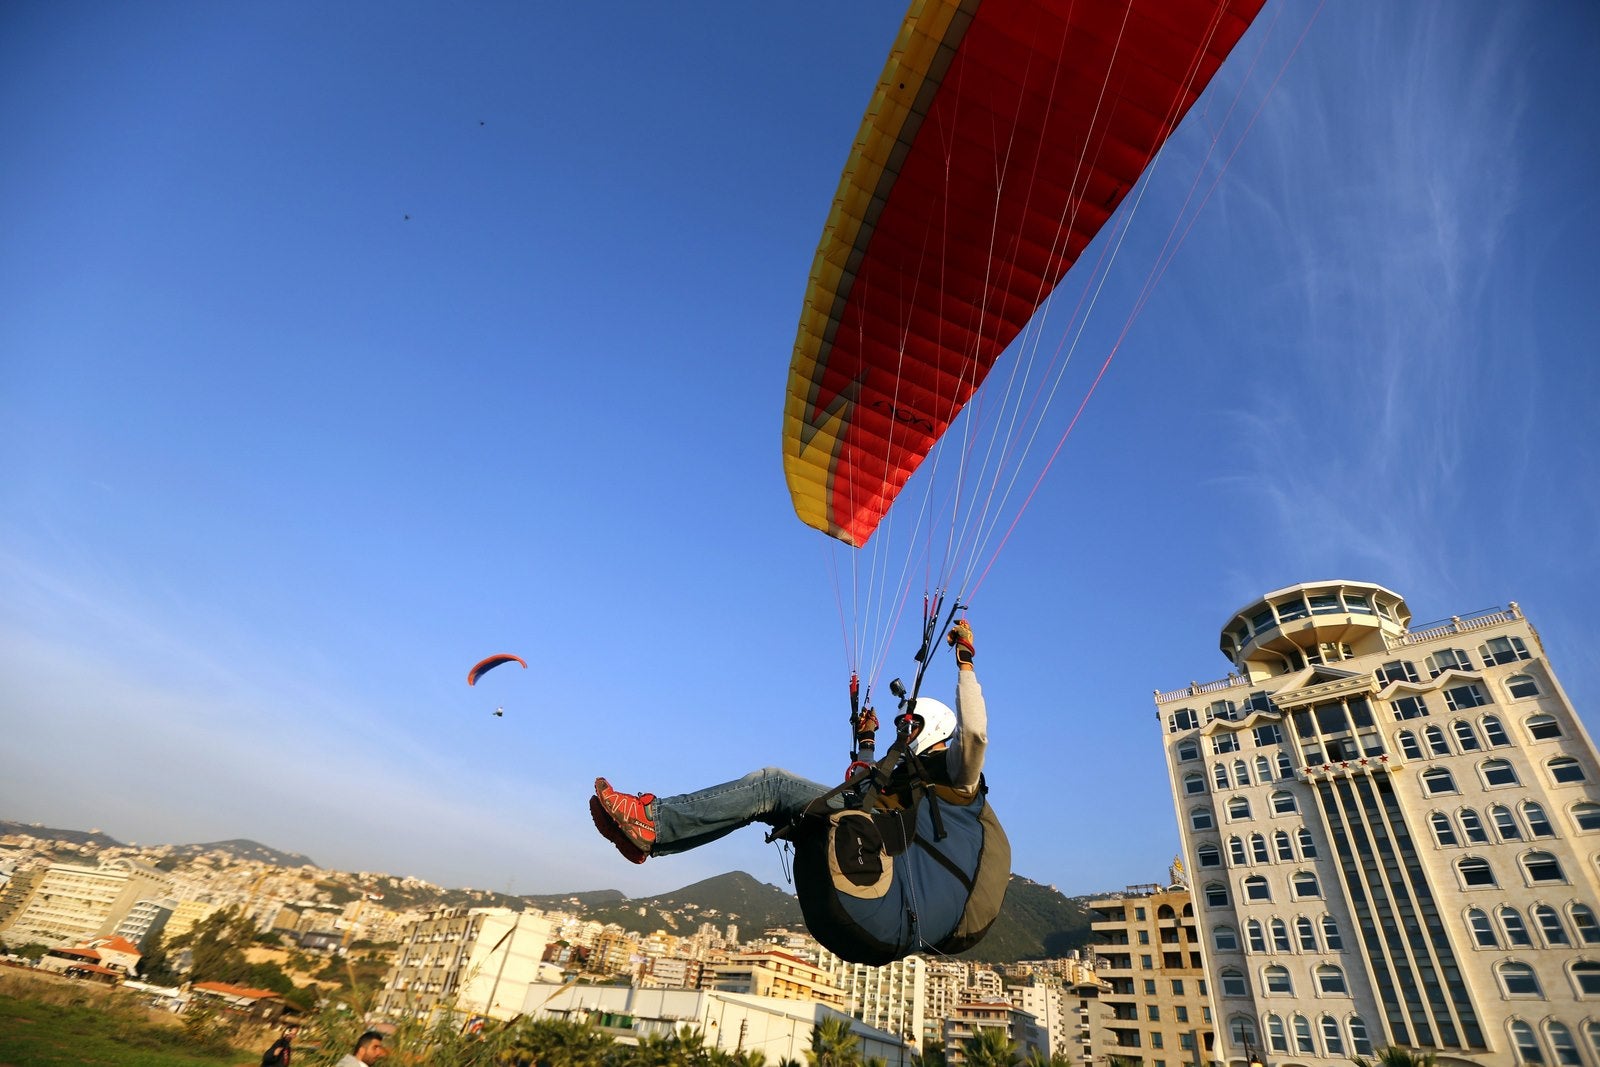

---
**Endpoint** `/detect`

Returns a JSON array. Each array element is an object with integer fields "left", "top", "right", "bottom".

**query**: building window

[
  {"left": 1232, "top": 759, "right": 1251, "bottom": 787},
  {"left": 1570, "top": 904, "right": 1600, "bottom": 945},
  {"left": 1482, "top": 759, "right": 1520, "bottom": 787},
  {"left": 1170, "top": 707, "right": 1200, "bottom": 732},
  {"left": 1453, "top": 720, "right": 1482, "bottom": 751},
  {"left": 1228, "top": 797, "right": 1252, "bottom": 820},
  {"left": 1293, "top": 1014, "right": 1315, "bottom": 1054},
  {"left": 1422, "top": 768, "right": 1458, "bottom": 796},
  {"left": 1392, "top": 695, "right": 1429, "bottom": 720},
  {"left": 1263, "top": 965, "right": 1292, "bottom": 994},
  {"left": 1501, "top": 907, "right": 1534, "bottom": 946},
  {"left": 1191, "top": 807, "right": 1214, "bottom": 831},
  {"left": 1254, "top": 722, "right": 1283, "bottom": 746},
  {"left": 1428, "top": 647, "right": 1475, "bottom": 677},
  {"left": 1248, "top": 833, "right": 1269, "bottom": 864},
  {"left": 1467, "top": 908, "right": 1498, "bottom": 947},
  {"left": 1549, "top": 757, "right": 1587, "bottom": 784},
  {"left": 1349, "top": 1016, "right": 1374, "bottom": 1057},
  {"left": 1526, "top": 713, "right": 1562, "bottom": 740},
  {"left": 1534, "top": 905, "right": 1570, "bottom": 946},
  {"left": 1205, "top": 883, "right": 1230, "bottom": 908},
  {"left": 1491, "top": 805, "right": 1522, "bottom": 841},
  {"left": 1255, "top": 755, "right": 1274, "bottom": 782},
  {"left": 1498, "top": 962, "right": 1543, "bottom": 997},
  {"left": 1508, "top": 675, "right": 1541, "bottom": 700},
  {"left": 1213, "top": 733, "right": 1241, "bottom": 754},
  {"left": 1509, "top": 1020, "right": 1545, "bottom": 1064},
  {"left": 1229, "top": 836, "right": 1248, "bottom": 866},
  {"left": 1522, "top": 801, "right": 1556, "bottom": 839},
  {"left": 1321, "top": 1016, "right": 1346, "bottom": 1055},
  {"left": 1292, "top": 871, "right": 1322, "bottom": 899},
  {"left": 1296, "top": 916, "right": 1317, "bottom": 950},
  {"left": 1175, "top": 739, "right": 1201, "bottom": 761},
  {"left": 1483, "top": 714, "right": 1511, "bottom": 746},
  {"left": 1213, "top": 926, "right": 1239, "bottom": 952},
  {"left": 1144, "top": 979, "right": 1156, "bottom": 995},
  {"left": 1460, "top": 807, "right": 1490, "bottom": 843},
  {"left": 1184, "top": 773, "right": 1206, "bottom": 796},
  {"left": 1271, "top": 918, "right": 1292, "bottom": 952},
  {"left": 1220, "top": 969, "right": 1247, "bottom": 997},
  {"left": 1523, "top": 851, "right": 1566, "bottom": 884},
  {"left": 1246, "top": 919, "right": 1266, "bottom": 952},
  {"left": 1376, "top": 660, "right": 1419, "bottom": 685},
  {"left": 1548, "top": 1021, "right": 1581, "bottom": 1067},
  {"left": 1214, "top": 763, "right": 1230, "bottom": 790},
  {"left": 1458, "top": 857, "right": 1496, "bottom": 888},
  {"left": 1271, "top": 791, "right": 1298, "bottom": 815},
  {"left": 1425, "top": 725, "right": 1451, "bottom": 755},
  {"left": 1571, "top": 961, "right": 1600, "bottom": 996},
  {"left": 1446, "top": 683, "right": 1490, "bottom": 711},
  {"left": 1315, "top": 964, "right": 1348, "bottom": 995},
  {"left": 1481, "top": 635, "right": 1531, "bottom": 665},
  {"left": 1277, "top": 752, "right": 1294, "bottom": 779},
  {"left": 1243, "top": 876, "right": 1271, "bottom": 902},
  {"left": 1398, "top": 730, "right": 1423, "bottom": 760},
  {"left": 1572, "top": 802, "right": 1600, "bottom": 832},
  {"left": 1431, "top": 812, "right": 1459, "bottom": 847},
  {"left": 1275, "top": 829, "right": 1294, "bottom": 860},
  {"left": 1196, "top": 843, "right": 1222, "bottom": 868},
  {"left": 1321, "top": 915, "right": 1344, "bottom": 950},
  {"left": 1298, "top": 827, "right": 1318, "bottom": 858}
]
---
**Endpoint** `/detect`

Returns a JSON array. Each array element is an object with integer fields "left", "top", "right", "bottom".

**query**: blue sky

[{"left": 2, "top": 2, "right": 1597, "bottom": 902}]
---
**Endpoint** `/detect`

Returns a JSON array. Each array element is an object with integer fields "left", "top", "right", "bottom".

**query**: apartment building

[
  {"left": 1161, "top": 580, "right": 1600, "bottom": 1066},
  {"left": 375, "top": 906, "right": 555, "bottom": 1024},
  {"left": 816, "top": 948, "right": 927, "bottom": 1048},
  {"left": 711, "top": 950, "right": 846, "bottom": 1009},
  {"left": 1088, "top": 878, "right": 1215, "bottom": 1065},
  {"left": 0, "top": 858, "right": 172, "bottom": 947},
  {"left": 1010, "top": 957, "right": 1114, "bottom": 1064}
]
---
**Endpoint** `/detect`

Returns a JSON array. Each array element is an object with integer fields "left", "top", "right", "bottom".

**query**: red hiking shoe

[{"left": 592, "top": 778, "right": 656, "bottom": 863}]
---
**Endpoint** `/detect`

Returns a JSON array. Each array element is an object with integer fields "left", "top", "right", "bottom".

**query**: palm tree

[
  {"left": 1351, "top": 1049, "right": 1438, "bottom": 1067},
  {"left": 807, "top": 1016, "right": 863, "bottom": 1067},
  {"left": 962, "top": 1027, "right": 1019, "bottom": 1067}
]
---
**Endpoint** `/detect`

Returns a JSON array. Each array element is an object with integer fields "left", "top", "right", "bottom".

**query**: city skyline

[{"left": 4, "top": 2, "right": 1598, "bottom": 900}]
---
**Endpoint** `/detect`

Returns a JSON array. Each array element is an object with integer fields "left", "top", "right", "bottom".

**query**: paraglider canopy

[{"left": 467, "top": 653, "right": 527, "bottom": 687}]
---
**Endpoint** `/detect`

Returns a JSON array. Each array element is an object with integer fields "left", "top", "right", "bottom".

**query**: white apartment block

[
  {"left": 375, "top": 906, "right": 556, "bottom": 1024},
  {"left": 0, "top": 858, "right": 172, "bottom": 947},
  {"left": 816, "top": 949, "right": 927, "bottom": 1049},
  {"left": 1162, "top": 580, "right": 1600, "bottom": 1066}
]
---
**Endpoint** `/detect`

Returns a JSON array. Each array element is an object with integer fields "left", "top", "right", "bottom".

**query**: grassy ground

[{"left": 0, "top": 973, "right": 257, "bottom": 1067}]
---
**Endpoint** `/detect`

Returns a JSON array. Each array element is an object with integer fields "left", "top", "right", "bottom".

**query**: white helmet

[{"left": 909, "top": 698, "right": 957, "bottom": 755}]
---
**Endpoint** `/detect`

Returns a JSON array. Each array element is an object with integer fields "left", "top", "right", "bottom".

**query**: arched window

[
  {"left": 1251, "top": 833, "right": 1270, "bottom": 864},
  {"left": 1298, "top": 827, "right": 1318, "bottom": 858},
  {"left": 1233, "top": 758, "right": 1250, "bottom": 787},
  {"left": 1467, "top": 908, "right": 1498, "bottom": 947},
  {"left": 1292, "top": 871, "right": 1322, "bottom": 899},
  {"left": 1498, "top": 961, "right": 1543, "bottom": 997},
  {"left": 1509, "top": 1020, "right": 1544, "bottom": 1064},
  {"left": 1292, "top": 1014, "right": 1315, "bottom": 1054},
  {"left": 1453, "top": 720, "right": 1482, "bottom": 751},
  {"left": 1398, "top": 730, "right": 1423, "bottom": 760},
  {"left": 1243, "top": 875, "right": 1271, "bottom": 902},
  {"left": 1522, "top": 801, "right": 1555, "bottom": 839},
  {"left": 1321, "top": 915, "right": 1344, "bottom": 950},
  {"left": 1263, "top": 964, "right": 1292, "bottom": 994},
  {"left": 1183, "top": 772, "right": 1206, "bottom": 796},
  {"left": 1507, "top": 674, "right": 1541, "bottom": 699},
  {"left": 1501, "top": 907, "right": 1533, "bottom": 946},
  {"left": 1315, "top": 964, "right": 1348, "bottom": 995},
  {"left": 1569, "top": 904, "right": 1600, "bottom": 945},
  {"left": 1213, "top": 925, "right": 1239, "bottom": 952},
  {"left": 1276, "top": 752, "right": 1293, "bottom": 779},
  {"left": 1549, "top": 756, "right": 1586, "bottom": 784},
  {"left": 1490, "top": 804, "right": 1522, "bottom": 841},
  {"left": 1175, "top": 739, "right": 1201, "bottom": 761},
  {"left": 1534, "top": 904, "right": 1570, "bottom": 946},
  {"left": 1422, "top": 767, "right": 1457, "bottom": 796},
  {"left": 1571, "top": 961, "right": 1600, "bottom": 996},
  {"left": 1572, "top": 802, "right": 1600, "bottom": 832},
  {"left": 1264, "top": 1013, "right": 1288, "bottom": 1054},
  {"left": 1204, "top": 882, "right": 1229, "bottom": 907},
  {"left": 1190, "top": 806, "right": 1214, "bottom": 831},
  {"left": 1482, "top": 758, "right": 1520, "bottom": 787},
  {"left": 1228, "top": 796, "right": 1252, "bottom": 820},
  {"left": 1425, "top": 724, "right": 1450, "bottom": 755},
  {"left": 1219, "top": 967, "right": 1247, "bottom": 996},
  {"left": 1213, "top": 763, "right": 1229, "bottom": 790},
  {"left": 1321, "top": 1015, "right": 1346, "bottom": 1055},
  {"left": 1431, "top": 811, "right": 1458, "bottom": 846},
  {"left": 1547, "top": 1021, "right": 1579, "bottom": 1067},
  {"left": 1271, "top": 790, "right": 1298, "bottom": 815},
  {"left": 1196, "top": 843, "right": 1222, "bottom": 869},
  {"left": 1523, "top": 851, "right": 1566, "bottom": 884},
  {"left": 1458, "top": 856, "right": 1496, "bottom": 888},
  {"left": 1482, "top": 714, "right": 1511, "bottom": 746},
  {"left": 1528, "top": 714, "right": 1563, "bottom": 739},
  {"left": 1246, "top": 919, "right": 1266, "bottom": 952},
  {"left": 1274, "top": 829, "right": 1294, "bottom": 860},
  {"left": 1255, "top": 755, "right": 1273, "bottom": 782},
  {"left": 1295, "top": 915, "right": 1317, "bottom": 950},
  {"left": 1460, "top": 807, "right": 1489, "bottom": 843},
  {"left": 1349, "top": 1016, "right": 1374, "bottom": 1057},
  {"left": 1270, "top": 918, "right": 1291, "bottom": 952},
  {"left": 1229, "top": 836, "right": 1248, "bottom": 866}
]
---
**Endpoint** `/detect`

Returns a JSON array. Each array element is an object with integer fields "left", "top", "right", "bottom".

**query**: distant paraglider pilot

[{"left": 592, "top": 620, "right": 1006, "bottom": 964}]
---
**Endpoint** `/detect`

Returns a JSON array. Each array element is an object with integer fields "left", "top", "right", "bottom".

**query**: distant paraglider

[{"left": 467, "top": 653, "right": 527, "bottom": 687}]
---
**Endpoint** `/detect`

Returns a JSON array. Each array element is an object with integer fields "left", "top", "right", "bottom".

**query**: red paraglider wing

[
  {"left": 782, "top": 0, "right": 1265, "bottom": 546},
  {"left": 467, "top": 653, "right": 528, "bottom": 687}
]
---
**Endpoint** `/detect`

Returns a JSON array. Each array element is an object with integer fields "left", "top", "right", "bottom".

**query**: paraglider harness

[{"left": 769, "top": 601, "right": 1009, "bottom": 964}]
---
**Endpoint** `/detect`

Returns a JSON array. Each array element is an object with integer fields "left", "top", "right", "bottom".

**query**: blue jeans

[{"left": 648, "top": 767, "right": 829, "bottom": 856}]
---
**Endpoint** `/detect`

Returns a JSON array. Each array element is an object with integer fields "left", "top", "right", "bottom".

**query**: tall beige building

[
  {"left": 1088, "top": 878, "right": 1215, "bottom": 1065},
  {"left": 0, "top": 859, "right": 172, "bottom": 947},
  {"left": 375, "top": 906, "right": 554, "bottom": 1024},
  {"left": 1160, "top": 581, "right": 1600, "bottom": 1066}
]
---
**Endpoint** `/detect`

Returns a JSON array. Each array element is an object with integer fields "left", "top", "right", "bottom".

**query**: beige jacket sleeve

[{"left": 949, "top": 668, "right": 988, "bottom": 794}]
